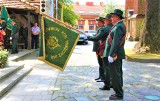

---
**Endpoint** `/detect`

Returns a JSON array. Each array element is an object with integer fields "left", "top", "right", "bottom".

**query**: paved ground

[{"left": 1, "top": 41, "right": 160, "bottom": 101}]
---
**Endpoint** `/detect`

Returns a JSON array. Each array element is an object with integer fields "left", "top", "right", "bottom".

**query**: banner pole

[{"left": 41, "top": 16, "right": 46, "bottom": 60}]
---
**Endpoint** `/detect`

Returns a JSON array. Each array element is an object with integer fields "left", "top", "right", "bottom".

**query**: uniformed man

[
  {"left": 19, "top": 24, "right": 28, "bottom": 49},
  {"left": 88, "top": 17, "right": 105, "bottom": 83},
  {"left": 103, "top": 9, "right": 126, "bottom": 100},
  {"left": 99, "top": 14, "right": 113, "bottom": 90},
  {"left": 0, "top": 19, "right": 6, "bottom": 30},
  {"left": 11, "top": 20, "right": 19, "bottom": 54},
  {"left": 88, "top": 16, "right": 112, "bottom": 87}
]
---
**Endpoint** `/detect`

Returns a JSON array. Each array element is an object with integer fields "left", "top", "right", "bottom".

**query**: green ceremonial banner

[
  {"left": 38, "top": 17, "right": 79, "bottom": 71},
  {"left": 1, "top": 5, "right": 12, "bottom": 30}
]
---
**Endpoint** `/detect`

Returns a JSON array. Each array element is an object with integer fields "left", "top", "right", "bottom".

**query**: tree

[
  {"left": 56, "top": 0, "right": 79, "bottom": 26},
  {"left": 133, "top": 0, "right": 160, "bottom": 53},
  {"left": 101, "top": 0, "right": 116, "bottom": 17},
  {"left": 63, "top": 5, "right": 79, "bottom": 26},
  {"left": 101, "top": 0, "right": 124, "bottom": 17}
]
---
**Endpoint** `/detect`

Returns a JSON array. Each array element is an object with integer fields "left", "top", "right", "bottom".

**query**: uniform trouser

[
  {"left": 109, "top": 59, "right": 123, "bottom": 97},
  {"left": 31, "top": 35, "right": 39, "bottom": 49},
  {"left": 12, "top": 38, "right": 18, "bottom": 53},
  {"left": 120, "top": 59, "right": 123, "bottom": 86},
  {"left": 97, "top": 55, "right": 105, "bottom": 80},
  {"left": 102, "top": 57, "right": 111, "bottom": 88},
  {"left": 23, "top": 37, "right": 28, "bottom": 49},
  {"left": 3, "top": 35, "right": 8, "bottom": 49}
]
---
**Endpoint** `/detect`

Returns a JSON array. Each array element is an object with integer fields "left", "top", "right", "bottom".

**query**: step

[
  {"left": 9, "top": 49, "right": 38, "bottom": 61},
  {"left": 0, "top": 62, "right": 24, "bottom": 81},
  {"left": 0, "top": 66, "right": 33, "bottom": 97}
]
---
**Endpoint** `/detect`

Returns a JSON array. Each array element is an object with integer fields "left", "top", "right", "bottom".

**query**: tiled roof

[
  {"left": 0, "top": 0, "right": 39, "bottom": 10},
  {"left": 73, "top": 5, "right": 105, "bottom": 15}
]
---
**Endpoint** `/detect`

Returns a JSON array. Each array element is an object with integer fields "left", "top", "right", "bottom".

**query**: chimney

[
  {"left": 75, "top": 2, "right": 79, "bottom": 5},
  {"left": 86, "top": 2, "right": 93, "bottom": 6}
]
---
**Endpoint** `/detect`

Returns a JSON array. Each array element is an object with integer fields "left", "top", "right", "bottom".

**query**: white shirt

[{"left": 32, "top": 26, "right": 40, "bottom": 35}]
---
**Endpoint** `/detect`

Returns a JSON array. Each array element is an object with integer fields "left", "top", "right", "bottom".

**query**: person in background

[
  {"left": 103, "top": 9, "right": 126, "bottom": 100},
  {"left": 19, "top": 24, "right": 28, "bottom": 49},
  {"left": 31, "top": 22, "right": 40, "bottom": 49},
  {"left": 11, "top": 20, "right": 19, "bottom": 54}
]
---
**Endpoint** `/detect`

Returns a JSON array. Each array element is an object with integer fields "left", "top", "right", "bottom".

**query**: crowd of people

[
  {"left": 0, "top": 19, "right": 40, "bottom": 54},
  {"left": 88, "top": 9, "right": 126, "bottom": 100}
]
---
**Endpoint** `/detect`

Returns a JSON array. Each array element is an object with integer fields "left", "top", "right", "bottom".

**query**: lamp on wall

[{"left": 41, "top": 0, "right": 45, "bottom": 12}]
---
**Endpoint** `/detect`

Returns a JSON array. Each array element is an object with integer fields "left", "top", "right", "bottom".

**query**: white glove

[
  {"left": 108, "top": 56, "right": 114, "bottom": 63},
  {"left": 9, "top": 37, "right": 12, "bottom": 40}
]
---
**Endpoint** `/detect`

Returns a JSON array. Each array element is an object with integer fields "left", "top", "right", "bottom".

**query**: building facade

[
  {"left": 125, "top": 0, "right": 146, "bottom": 41},
  {"left": 73, "top": 2, "right": 105, "bottom": 31}
]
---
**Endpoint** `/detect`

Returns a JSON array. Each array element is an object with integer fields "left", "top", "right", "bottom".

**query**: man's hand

[
  {"left": 108, "top": 56, "right": 114, "bottom": 63},
  {"left": 87, "top": 36, "right": 91, "bottom": 40}
]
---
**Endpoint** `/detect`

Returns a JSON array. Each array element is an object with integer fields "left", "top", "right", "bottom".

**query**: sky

[{"left": 72, "top": 0, "right": 125, "bottom": 5}]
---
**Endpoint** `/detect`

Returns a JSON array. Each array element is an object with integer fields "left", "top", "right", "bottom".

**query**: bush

[{"left": 0, "top": 47, "right": 9, "bottom": 68}]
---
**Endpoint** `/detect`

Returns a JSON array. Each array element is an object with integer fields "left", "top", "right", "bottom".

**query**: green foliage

[
  {"left": 55, "top": 0, "right": 80, "bottom": 26},
  {"left": 63, "top": 6, "right": 80, "bottom": 26},
  {"left": 58, "top": 0, "right": 73, "bottom": 5},
  {"left": 101, "top": 0, "right": 125, "bottom": 17},
  {"left": 0, "top": 48, "right": 9, "bottom": 68},
  {"left": 139, "top": 0, "right": 144, "bottom": 3},
  {"left": 101, "top": 0, "right": 117, "bottom": 17}
]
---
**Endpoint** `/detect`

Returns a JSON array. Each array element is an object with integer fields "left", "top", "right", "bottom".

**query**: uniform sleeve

[
  {"left": 88, "top": 27, "right": 109, "bottom": 41},
  {"left": 11, "top": 25, "right": 16, "bottom": 35},
  {"left": 2, "top": 22, "right": 6, "bottom": 29},
  {"left": 109, "top": 26, "right": 123, "bottom": 57}
]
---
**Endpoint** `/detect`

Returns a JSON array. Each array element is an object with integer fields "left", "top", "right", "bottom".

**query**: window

[
  {"left": 79, "top": 24, "right": 84, "bottom": 30},
  {"left": 79, "top": 11, "right": 84, "bottom": 14},
  {"left": 95, "top": 11, "right": 100, "bottom": 14},
  {"left": 89, "top": 24, "right": 94, "bottom": 30},
  {"left": 128, "top": 9, "right": 134, "bottom": 17},
  {"left": 89, "top": 11, "right": 94, "bottom": 14}
]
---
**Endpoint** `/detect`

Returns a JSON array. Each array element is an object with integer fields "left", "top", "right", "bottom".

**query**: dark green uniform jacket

[
  {"left": 11, "top": 24, "right": 18, "bottom": 38},
  {"left": 11, "top": 24, "right": 19, "bottom": 53},
  {"left": 88, "top": 24, "right": 113, "bottom": 55},
  {"left": 19, "top": 26, "right": 28, "bottom": 38},
  {"left": 0, "top": 21, "right": 6, "bottom": 30},
  {"left": 103, "top": 21, "right": 126, "bottom": 59}
]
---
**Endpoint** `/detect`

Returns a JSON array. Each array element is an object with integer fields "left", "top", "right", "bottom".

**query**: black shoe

[
  {"left": 109, "top": 94, "right": 123, "bottom": 100},
  {"left": 96, "top": 79, "right": 105, "bottom": 82},
  {"left": 95, "top": 77, "right": 100, "bottom": 81},
  {"left": 111, "top": 94, "right": 116, "bottom": 96},
  {"left": 110, "top": 85, "right": 113, "bottom": 88},
  {"left": 99, "top": 86, "right": 110, "bottom": 90}
]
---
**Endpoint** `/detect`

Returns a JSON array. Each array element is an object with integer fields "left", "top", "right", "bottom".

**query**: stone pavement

[
  {"left": 1, "top": 42, "right": 160, "bottom": 101},
  {"left": 51, "top": 62, "right": 160, "bottom": 101},
  {"left": 1, "top": 50, "right": 60, "bottom": 101}
]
